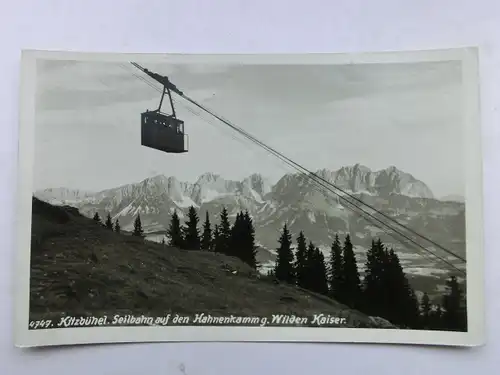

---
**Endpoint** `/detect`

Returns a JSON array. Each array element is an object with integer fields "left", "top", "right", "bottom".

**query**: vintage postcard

[{"left": 14, "top": 48, "right": 484, "bottom": 347}]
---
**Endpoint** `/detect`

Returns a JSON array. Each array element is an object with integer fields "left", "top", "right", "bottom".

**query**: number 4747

[{"left": 29, "top": 320, "right": 53, "bottom": 329}]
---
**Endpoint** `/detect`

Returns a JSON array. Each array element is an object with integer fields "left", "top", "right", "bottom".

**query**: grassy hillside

[{"left": 29, "top": 197, "right": 395, "bottom": 329}]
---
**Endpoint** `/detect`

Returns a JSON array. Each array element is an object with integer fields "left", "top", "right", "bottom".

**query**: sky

[{"left": 33, "top": 57, "right": 465, "bottom": 198}]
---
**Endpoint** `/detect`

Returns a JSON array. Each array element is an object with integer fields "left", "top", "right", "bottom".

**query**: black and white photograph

[{"left": 14, "top": 48, "right": 484, "bottom": 347}]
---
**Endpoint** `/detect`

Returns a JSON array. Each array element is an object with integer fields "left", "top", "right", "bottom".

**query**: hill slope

[{"left": 29, "top": 197, "right": 394, "bottom": 329}]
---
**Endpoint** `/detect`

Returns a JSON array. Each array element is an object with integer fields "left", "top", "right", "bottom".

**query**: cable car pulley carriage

[{"left": 133, "top": 62, "right": 188, "bottom": 154}]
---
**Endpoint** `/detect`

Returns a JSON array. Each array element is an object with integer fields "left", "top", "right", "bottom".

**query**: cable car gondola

[{"left": 137, "top": 65, "right": 188, "bottom": 154}]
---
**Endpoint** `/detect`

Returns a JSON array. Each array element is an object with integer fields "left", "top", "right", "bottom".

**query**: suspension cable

[
  {"left": 179, "top": 94, "right": 465, "bottom": 273},
  {"left": 124, "top": 63, "right": 466, "bottom": 275}
]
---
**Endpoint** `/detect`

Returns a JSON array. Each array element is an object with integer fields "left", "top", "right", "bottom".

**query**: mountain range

[{"left": 34, "top": 164, "right": 466, "bottom": 281}]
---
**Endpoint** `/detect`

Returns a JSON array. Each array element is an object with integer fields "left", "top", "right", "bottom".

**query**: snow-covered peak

[
  {"left": 315, "top": 168, "right": 336, "bottom": 181},
  {"left": 121, "top": 175, "right": 191, "bottom": 204},
  {"left": 195, "top": 172, "right": 222, "bottom": 185},
  {"left": 271, "top": 172, "right": 307, "bottom": 196},
  {"left": 237, "top": 174, "right": 271, "bottom": 203},
  {"left": 242, "top": 173, "right": 272, "bottom": 196},
  {"left": 335, "top": 164, "right": 372, "bottom": 179},
  {"left": 354, "top": 163, "right": 372, "bottom": 174},
  {"left": 191, "top": 173, "right": 240, "bottom": 204},
  {"left": 141, "top": 174, "right": 169, "bottom": 189},
  {"left": 373, "top": 167, "right": 433, "bottom": 199},
  {"left": 37, "top": 165, "right": 436, "bottom": 217},
  {"left": 384, "top": 165, "right": 399, "bottom": 174},
  {"left": 277, "top": 164, "right": 434, "bottom": 199}
]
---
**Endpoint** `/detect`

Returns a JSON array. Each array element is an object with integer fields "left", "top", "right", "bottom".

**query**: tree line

[
  {"left": 165, "top": 206, "right": 259, "bottom": 269},
  {"left": 93, "top": 211, "right": 144, "bottom": 237},
  {"left": 93, "top": 212, "right": 124, "bottom": 233},
  {"left": 92, "top": 208, "right": 466, "bottom": 332},
  {"left": 271, "top": 224, "right": 467, "bottom": 331},
  {"left": 95, "top": 206, "right": 258, "bottom": 270}
]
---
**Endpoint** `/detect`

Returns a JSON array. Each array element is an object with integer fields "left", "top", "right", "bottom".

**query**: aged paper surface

[{"left": 14, "top": 48, "right": 484, "bottom": 347}]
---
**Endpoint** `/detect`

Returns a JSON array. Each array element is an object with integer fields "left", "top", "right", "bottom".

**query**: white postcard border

[{"left": 14, "top": 48, "right": 484, "bottom": 347}]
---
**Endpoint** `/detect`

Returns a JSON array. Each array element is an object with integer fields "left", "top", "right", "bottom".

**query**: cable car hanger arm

[
  {"left": 130, "top": 62, "right": 184, "bottom": 96},
  {"left": 131, "top": 62, "right": 182, "bottom": 116}
]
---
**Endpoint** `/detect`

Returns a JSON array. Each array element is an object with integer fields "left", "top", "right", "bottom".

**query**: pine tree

[
  {"left": 93, "top": 212, "right": 101, "bottom": 224},
  {"left": 273, "top": 223, "right": 295, "bottom": 284},
  {"left": 229, "top": 211, "right": 245, "bottom": 258},
  {"left": 384, "top": 248, "right": 420, "bottom": 328},
  {"left": 442, "top": 276, "right": 467, "bottom": 331},
  {"left": 201, "top": 212, "right": 212, "bottom": 250},
  {"left": 132, "top": 214, "right": 144, "bottom": 237},
  {"left": 363, "top": 239, "right": 388, "bottom": 317},
  {"left": 328, "top": 234, "right": 343, "bottom": 300},
  {"left": 420, "top": 292, "right": 431, "bottom": 329},
  {"left": 105, "top": 213, "right": 113, "bottom": 230},
  {"left": 212, "top": 224, "right": 220, "bottom": 252},
  {"left": 340, "top": 234, "right": 361, "bottom": 309},
  {"left": 240, "top": 211, "right": 258, "bottom": 269},
  {"left": 299, "top": 242, "right": 328, "bottom": 295},
  {"left": 114, "top": 219, "right": 121, "bottom": 234},
  {"left": 214, "top": 207, "right": 231, "bottom": 255},
  {"left": 183, "top": 206, "right": 201, "bottom": 250},
  {"left": 294, "top": 231, "right": 308, "bottom": 288},
  {"left": 311, "top": 247, "right": 329, "bottom": 295},
  {"left": 303, "top": 241, "right": 317, "bottom": 290},
  {"left": 167, "top": 210, "right": 184, "bottom": 248}
]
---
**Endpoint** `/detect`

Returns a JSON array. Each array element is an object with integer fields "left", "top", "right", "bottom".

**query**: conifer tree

[
  {"left": 93, "top": 212, "right": 101, "bottom": 224},
  {"left": 212, "top": 224, "right": 220, "bottom": 252},
  {"left": 229, "top": 211, "right": 245, "bottom": 258},
  {"left": 340, "top": 234, "right": 361, "bottom": 308},
  {"left": 132, "top": 214, "right": 144, "bottom": 237},
  {"left": 105, "top": 212, "right": 113, "bottom": 230},
  {"left": 167, "top": 210, "right": 184, "bottom": 248},
  {"left": 442, "top": 276, "right": 467, "bottom": 331},
  {"left": 299, "top": 241, "right": 329, "bottom": 295},
  {"left": 328, "top": 234, "right": 343, "bottom": 300},
  {"left": 183, "top": 206, "right": 201, "bottom": 250},
  {"left": 384, "top": 248, "right": 420, "bottom": 328},
  {"left": 294, "top": 231, "right": 308, "bottom": 288},
  {"left": 273, "top": 223, "right": 295, "bottom": 284},
  {"left": 311, "top": 247, "right": 329, "bottom": 295},
  {"left": 303, "top": 241, "right": 317, "bottom": 290},
  {"left": 420, "top": 292, "right": 431, "bottom": 329},
  {"left": 219, "top": 207, "right": 232, "bottom": 251},
  {"left": 241, "top": 211, "right": 258, "bottom": 269},
  {"left": 214, "top": 207, "right": 231, "bottom": 255},
  {"left": 363, "top": 239, "right": 387, "bottom": 316},
  {"left": 114, "top": 219, "right": 121, "bottom": 234},
  {"left": 201, "top": 212, "right": 212, "bottom": 250}
]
